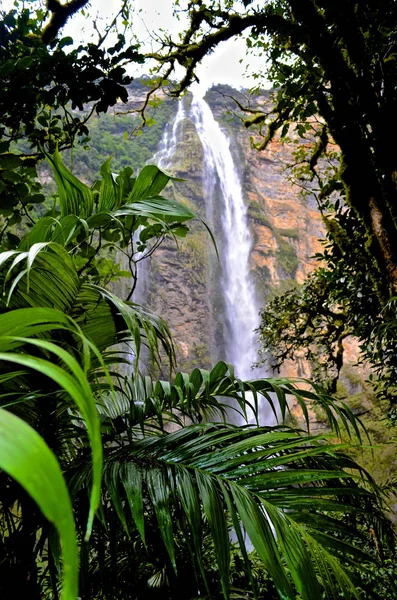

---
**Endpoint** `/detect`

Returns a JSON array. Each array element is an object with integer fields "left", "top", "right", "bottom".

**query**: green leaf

[
  {"left": 128, "top": 165, "right": 178, "bottom": 201},
  {"left": 121, "top": 462, "right": 146, "bottom": 546},
  {"left": 97, "top": 157, "right": 121, "bottom": 212},
  {"left": 0, "top": 329, "right": 102, "bottom": 540},
  {"left": 58, "top": 36, "right": 74, "bottom": 49},
  {"left": 0, "top": 408, "right": 78, "bottom": 600},
  {"left": 115, "top": 195, "right": 196, "bottom": 223},
  {"left": 146, "top": 468, "right": 176, "bottom": 571},
  {"left": 116, "top": 422, "right": 387, "bottom": 599},
  {"left": 196, "top": 471, "right": 230, "bottom": 599},
  {"left": 45, "top": 149, "right": 93, "bottom": 218}
]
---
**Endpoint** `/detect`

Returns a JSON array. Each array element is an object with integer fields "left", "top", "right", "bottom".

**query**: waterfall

[
  {"left": 153, "top": 99, "right": 187, "bottom": 169},
  {"left": 128, "top": 101, "right": 187, "bottom": 310},
  {"left": 148, "top": 92, "right": 272, "bottom": 423},
  {"left": 189, "top": 91, "right": 261, "bottom": 381}
]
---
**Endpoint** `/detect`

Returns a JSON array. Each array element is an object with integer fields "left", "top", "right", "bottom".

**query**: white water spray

[
  {"left": 153, "top": 99, "right": 187, "bottom": 170},
  {"left": 189, "top": 90, "right": 261, "bottom": 381},
  {"left": 150, "top": 92, "right": 272, "bottom": 423}
]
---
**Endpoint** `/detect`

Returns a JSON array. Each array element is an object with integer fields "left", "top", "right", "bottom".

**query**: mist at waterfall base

[{"left": 152, "top": 88, "right": 275, "bottom": 427}]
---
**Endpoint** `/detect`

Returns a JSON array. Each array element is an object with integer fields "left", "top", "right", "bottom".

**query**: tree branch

[{"left": 42, "top": 0, "right": 91, "bottom": 44}]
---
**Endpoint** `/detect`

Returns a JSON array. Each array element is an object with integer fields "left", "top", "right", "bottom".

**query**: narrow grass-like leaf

[
  {"left": 230, "top": 484, "right": 294, "bottom": 600},
  {"left": 121, "top": 462, "right": 146, "bottom": 546},
  {"left": 146, "top": 468, "right": 176, "bottom": 570},
  {"left": 196, "top": 471, "right": 230, "bottom": 599},
  {"left": 298, "top": 527, "right": 360, "bottom": 600},
  {"left": 262, "top": 499, "right": 320, "bottom": 600},
  {"left": 105, "top": 462, "right": 129, "bottom": 535}
]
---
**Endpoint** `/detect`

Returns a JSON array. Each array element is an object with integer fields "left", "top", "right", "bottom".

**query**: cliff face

[
  {"left": 141, "top": 110, "right": 219, "bottom": 371},
  {"left": 206, "top": 88, "right": 324, "bottom": 291},
  {"left": 136, "top": 86, "right": 325, "bottom": 376}
]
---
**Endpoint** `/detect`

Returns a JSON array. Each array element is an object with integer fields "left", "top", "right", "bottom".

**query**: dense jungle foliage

[{"left": 0, "top": 1, "right": 396, "bottom": 599}]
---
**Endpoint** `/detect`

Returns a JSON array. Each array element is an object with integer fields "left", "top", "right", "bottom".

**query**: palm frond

[
  {"left": 0, "top": 307, "right": 103, "bottom": 538},
  {"left": 0, "top": 244, "right": 175, "bottom": 371},
  {"left": 19, "top": 215, "right": 89, "bottom": 249},
  {"left": 112, "top": 362, "right": 368, "bottom": 439},
  {"left": 74, "top": 284, "right": 175, "bottom": 369},
  {"left": 72, "top": 423, "right": 392, "bottom": 600},
  {"left": 0, "top": 243, "right": 79, "bottom": 310}
]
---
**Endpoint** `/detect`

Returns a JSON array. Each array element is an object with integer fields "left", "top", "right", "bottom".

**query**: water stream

[
  {"left": 189, "top": 90, "right": 261, "bottom": 381},
  {"left": 153, "top": 99, "right": 187, "bottom": 170},
  {"left": 149, "top": 91, "right": 272, "bottom": 423}
]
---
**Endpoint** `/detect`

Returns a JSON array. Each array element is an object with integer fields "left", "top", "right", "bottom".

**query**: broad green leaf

[
  {"left": 97, "top": 157, "right": 121, "bottom": 212},
  {"left": 0, "top": 408, "right": 78, "bottom": 600},
  {"left": 0, "top": 339, "right": 102, "bottom": 539},
  {"left": 114, "top": 195, "right": 196, "bottom": 223},
  {"left": 46, "top": 149, "right": 93, "bottom": 217},
  {"left": 128, "top": 164, "right": 178, "bottom": 201}
]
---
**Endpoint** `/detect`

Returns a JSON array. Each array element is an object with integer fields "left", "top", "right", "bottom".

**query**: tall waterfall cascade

[
  {"left": 126, "top": 102, "right": 188, "bottom": 313},
  {"left": 153, "top": 99, "right": 187, "bottom": 170},
  {"left": 148, "top": 90, "right": 273, "bottom": 423},
  {"left": 189, "top": 91, "right": 261, "bottom": 381}
]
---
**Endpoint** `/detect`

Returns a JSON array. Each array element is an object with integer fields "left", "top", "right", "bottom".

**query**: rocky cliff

[
  {"left": 64, "top": 81, "right": 359, "bottom": 383},
  {"left": 135, "top": 85, "right": 325, "bottom": 377}
]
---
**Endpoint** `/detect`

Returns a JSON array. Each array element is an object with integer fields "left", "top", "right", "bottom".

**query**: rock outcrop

[{"left": 136, "top": 85, "right": 325, "bottom": 376}]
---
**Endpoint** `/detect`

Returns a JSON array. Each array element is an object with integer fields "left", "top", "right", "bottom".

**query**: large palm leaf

[
  {"left": 72, "top": 364, "right": 392, "bottom": 600},
  {"left": 99, "top": 361, "right": 368, "bottom": 443},
  {"left": 70, "top": 422, "right": 392, "bottom": 600},
  {"left": 0, "top": 307, "right": 112, "bottom": 599},
  {"left": 0, "top": 242, "right": 175, "bottom": 368},
  {"left": 3, "top": 152, "right": 205, "bottom": 371},
  {"left": 22, "top": 151, "right": 197, "bottom": 248},
  {"left": 0, "top": 155, "right": 393, "bottom": 600}
]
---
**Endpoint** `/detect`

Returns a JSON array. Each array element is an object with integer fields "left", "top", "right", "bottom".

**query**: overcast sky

[
  {"left": 0, "top": 0, "right": 270, "bottom": 91},
  {"left": 67, "top": 0, "right": 270, "bottom": 90},
  {"left": 132, "top": 0, "right": 268, "bottom": 90},
  {"left": 0, "top": 0, "right": 269, "bottom": 91}
]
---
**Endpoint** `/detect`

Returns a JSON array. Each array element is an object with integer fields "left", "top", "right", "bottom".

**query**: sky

[
  {"left": 130, "top": 0, "right": 267, "bottom": 90},
  {"left": 1, "top": 0, "right": 270, "bottom": 91}
]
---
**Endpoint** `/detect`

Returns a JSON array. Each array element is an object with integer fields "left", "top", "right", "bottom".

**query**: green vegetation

[
  {"left": 1, "top": 154, "right": 390, "bottom": 597},
  {"left": 275, "top": 237, "right": 299, "bottom": 277},
  {"left": 248, "top": 200, "right": 274, "bottom": 229},
  {"left": 275, "top": 227, "right": 299, "bottom": 240},
  {"left": 180, "top": 230, "right": 208, "bottom": 286},
  {"left": 0, "top": 2, "right": 396, "bottom": 599},
  {"left": 65, "top": 100, "right": 175, "bottom": 180},
  {"left": 252, "top": 262, "right": 272, "bottom": 288},
  {"left": 149, "top": 0, "right": 397, "bottom": 417}
]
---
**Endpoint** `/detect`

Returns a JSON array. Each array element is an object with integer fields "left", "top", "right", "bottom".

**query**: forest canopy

[{"left": 0, "top": 1, "right": 396, "bottom": 599}]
